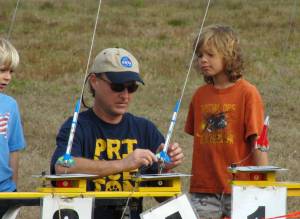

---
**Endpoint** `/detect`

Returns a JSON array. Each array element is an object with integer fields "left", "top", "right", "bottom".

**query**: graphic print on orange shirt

[{"left": 196, "top": 103, "right": 236, "bottom": 145}]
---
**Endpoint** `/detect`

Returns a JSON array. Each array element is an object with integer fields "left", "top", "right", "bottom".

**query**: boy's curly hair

[{"left": 194, "top": 24, "right": 243, "bottom": 84}]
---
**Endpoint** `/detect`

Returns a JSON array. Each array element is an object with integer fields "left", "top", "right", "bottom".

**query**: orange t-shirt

[{"left": 185, "top": 79, "right": 264, "bottom": 194}]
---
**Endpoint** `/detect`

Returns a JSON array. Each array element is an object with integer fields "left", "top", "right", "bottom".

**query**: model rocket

[
  {"left": 156, "top": 100, "right": 180, "bottom": 170},
  {"left": 255, "top": 116, "right": 270, "bottom": 152},
  {"left": 56, "top": 99, "right": 81, "bottom": 167}
]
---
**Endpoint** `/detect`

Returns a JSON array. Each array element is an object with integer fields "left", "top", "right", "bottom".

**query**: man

[{"left": 51, "top": 48, "right": 184, "bottom": 219}]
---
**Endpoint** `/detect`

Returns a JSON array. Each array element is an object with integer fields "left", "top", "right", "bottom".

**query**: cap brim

[{"left": 105, "top": 72, "right": 144, "bottom": 85}]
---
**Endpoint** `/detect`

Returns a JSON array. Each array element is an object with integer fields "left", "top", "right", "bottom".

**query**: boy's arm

[
  {"left": 10, "top": 151, "right": 19, "bottom": 186},
  {"left": 247, "top": 134, "right": 268, "bottom": 165},
  {"left": 253, "top": 149, "right": 268, "bottom": 165}
]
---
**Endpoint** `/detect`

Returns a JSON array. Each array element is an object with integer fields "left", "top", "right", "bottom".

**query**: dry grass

[{"left": 0, "top": 0, "right": 299, "bottom": 217}]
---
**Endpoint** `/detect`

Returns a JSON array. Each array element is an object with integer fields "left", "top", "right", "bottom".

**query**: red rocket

[{"left": 255, "top": 116, "right": 270, "bottom": 152}]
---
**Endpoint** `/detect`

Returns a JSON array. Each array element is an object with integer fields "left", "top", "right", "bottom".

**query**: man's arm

[
  {"left": 10, "top": 151, "right": 19, "bottom": 185},
  {"left": 247, "top": 134, "right": 268, "bottom": 165},
  {"left": 55, "top": 148, "right": 158, "bottom": 177}
]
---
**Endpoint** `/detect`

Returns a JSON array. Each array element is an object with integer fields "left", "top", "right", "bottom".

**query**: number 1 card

[{"left": 232, "top": 185, "right": 286, "bottom": 219}]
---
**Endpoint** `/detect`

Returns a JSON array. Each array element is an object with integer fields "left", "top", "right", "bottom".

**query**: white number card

[{"left": 232, "top": 186, "right": 286, "bottom": 219}]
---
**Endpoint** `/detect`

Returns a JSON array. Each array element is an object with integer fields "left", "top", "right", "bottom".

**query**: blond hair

[
  {"left": 0, "top": 38, "right": 19, "bottom": 71},
  {"left": 195, "top": 24, "right": 243, "bottom": 84}
]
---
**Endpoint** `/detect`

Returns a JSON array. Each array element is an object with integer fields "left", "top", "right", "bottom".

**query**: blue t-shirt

[
  {"left": 0, "top": 94, "right": 26, "bottom": 192},
  {"left": 51, "top": 109, "right": 165, "bottom": 191},
  {"left": 51, "top": 109, "right": 165, "bottom": 219}
]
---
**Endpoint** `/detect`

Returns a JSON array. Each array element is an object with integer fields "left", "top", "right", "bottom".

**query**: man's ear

[{"left": 89, "top": 73, "right": 97, "bottom": 88}]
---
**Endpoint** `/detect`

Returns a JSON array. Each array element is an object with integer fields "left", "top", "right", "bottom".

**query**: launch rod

[
  {"left": 57, "top": 0, "right": 102, "bottom": 167},
  {"left": 156, "top": 0, "right": 211, "bottom": 166}
]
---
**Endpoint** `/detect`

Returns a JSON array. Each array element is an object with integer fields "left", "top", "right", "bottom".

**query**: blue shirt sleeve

[{"left": 8, "top": 101, "right": 26, "bottom": 152}]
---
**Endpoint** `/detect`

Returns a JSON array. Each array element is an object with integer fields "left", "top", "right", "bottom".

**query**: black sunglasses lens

[
  {"left": 127, "top": 84, "right": 138, "bottom": 93},
  {"left": 110, "top": 83, "right": 138, "bottom": 93},
  {"left": 110, "top": 84, "right": 125, "bottom": 92}
]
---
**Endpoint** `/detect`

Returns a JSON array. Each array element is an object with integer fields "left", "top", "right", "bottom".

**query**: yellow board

[
  {"left": 229, "top": 166, "right": 300, "bottom": 197},
  {"left": 0, "top": 173, "right": 183, "bottom": 200}
]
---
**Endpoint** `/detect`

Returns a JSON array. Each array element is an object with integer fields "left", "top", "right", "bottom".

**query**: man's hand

[
  {"left": 157, "top": 142, "right": 184, "bottom": 171},
  {"left": 121, "top": 149, "right": 158, "bottom": 172}
]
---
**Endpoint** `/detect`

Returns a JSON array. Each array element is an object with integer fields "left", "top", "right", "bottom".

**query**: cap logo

[{"left": 120, "top": 56, "right": 133, "bottom": 68}]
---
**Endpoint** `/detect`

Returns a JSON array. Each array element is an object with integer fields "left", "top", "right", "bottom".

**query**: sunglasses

[{"left": 98, "top": 77, "right": 139, "bottom": 93}]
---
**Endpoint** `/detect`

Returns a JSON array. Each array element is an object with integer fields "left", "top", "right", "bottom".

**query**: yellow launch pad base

[
  {"left": 229, "top": 166, "right": 300, "bottom": 197},
  {"left": 0, "top": 173, "right": 184, "bottom": 201}
]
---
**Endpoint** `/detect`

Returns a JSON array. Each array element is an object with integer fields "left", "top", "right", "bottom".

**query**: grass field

[{"left": 0, "top": 0, "right": 299, "bottom": 218}]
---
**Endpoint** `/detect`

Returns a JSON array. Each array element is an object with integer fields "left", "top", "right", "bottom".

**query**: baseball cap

[{"left": 89, "top": 48, "right": 144, "bottom": 84}]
